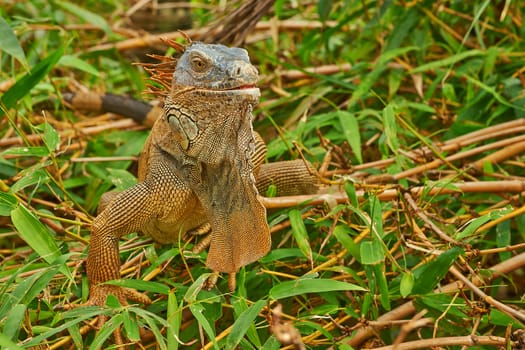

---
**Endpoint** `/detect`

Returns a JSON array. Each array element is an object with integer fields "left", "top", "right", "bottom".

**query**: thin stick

[{"left": 260, "top": 180, "right": 525, "bottom": 209}]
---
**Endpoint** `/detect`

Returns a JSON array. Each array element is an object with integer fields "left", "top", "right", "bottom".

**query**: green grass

[{"left": 1, "top": 1, "right": 525, "bottom": 349}]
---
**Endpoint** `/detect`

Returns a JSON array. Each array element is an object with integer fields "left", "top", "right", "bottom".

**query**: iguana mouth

[{"left": 236, "top": 84, "right": 257, "bottom": 89}]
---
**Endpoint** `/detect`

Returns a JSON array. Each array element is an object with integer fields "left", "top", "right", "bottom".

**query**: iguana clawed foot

[
  {"left": 61, "top": 284, "right": 151, "bottom": 348},
  {"left": 87, "top": 284, "right": 152, "bottom": 307}
]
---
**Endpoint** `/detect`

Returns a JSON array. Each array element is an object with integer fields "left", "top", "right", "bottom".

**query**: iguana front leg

[
  {"left": 87, "top": 182, "right": 157, "bottom": 306},
  {"left": 86, "top": 155, "right": 200, "bottom": 306}
]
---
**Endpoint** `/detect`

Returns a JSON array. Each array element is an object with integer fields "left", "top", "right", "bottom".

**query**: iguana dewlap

[{"left": 84, "top": 41, "right": 318, "bottom": 305}]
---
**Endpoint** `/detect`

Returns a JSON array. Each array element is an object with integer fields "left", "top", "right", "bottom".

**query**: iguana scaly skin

[{"left": 82, "top": 41, "right": 318, "bottom": 306}]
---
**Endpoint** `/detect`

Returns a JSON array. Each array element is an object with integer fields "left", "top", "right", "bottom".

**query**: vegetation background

[{"left": 1, "top": 0, "right": 524, "bottom": 349}]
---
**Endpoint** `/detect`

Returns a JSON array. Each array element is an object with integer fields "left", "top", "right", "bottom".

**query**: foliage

[{"left": 1, "top": 0, "right": 524, "bottom": 349}]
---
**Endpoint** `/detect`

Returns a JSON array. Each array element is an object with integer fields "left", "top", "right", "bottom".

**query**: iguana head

[{"left": 172, "top": 42, "right": 260, "bottom": 100}]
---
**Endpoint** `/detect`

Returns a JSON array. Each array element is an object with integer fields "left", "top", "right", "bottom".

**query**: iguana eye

[{"left": 190, "top": 53, "right": 209, "bottom": 72}]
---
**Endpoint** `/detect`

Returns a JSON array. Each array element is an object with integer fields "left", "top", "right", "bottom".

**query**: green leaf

[
  {"left": 0, "top": 192, "right": 17, "bottom": 216},
  {"left": 456, "top": 207, "right": 511, "bottom": 240},
  {"left": 343, "top": 181, "right": 358, "bottom": 208},
  {"left": 496, "top": 220, "right": 511, "bottom": 262},
  {"left": 21, "top": 307, "right": 108, "bottom": 347},
  {"left": 10, "top": 168, "right": 49, "bottom": 193},
  {"left": 3, "top": 304, "right": 26, "bottom": 341},
  {"left": 43, "top": 122, "right": 60, "bottom": 152},
  {"left": 384, "top": 6, "right": 419, "bottom": 51},
  {"left": 369, "top": 196, "right": 384, "bottom": 238},
  {"left": 383, "top": 103, "right": 399, "bottom": 154},
  {"left": 411, "top": 49, "right": 484, "bottom": 73},
  {"left": 375, "top": 264, "right": 390, "bottom": 310},
  {"left": 1, "top": 146, "right": 50, "bottom": 157},
  {"left": 184, "top": 273, "right": 211, "bottom": 303},
  {"left": 1, "top": 45, "right": 64, "bottom": 112},
  {"left": 360, "top": 239, "right": 383, "bottom": 265},
  {"left": 190, "top": 303, "right": 218, "bottom": 349},
  {"left": 412, "top": 246, "right": 464, "bottom": 295},
  {"left": 226, "top": 299, "right": 266, "bottom": 350},
  {"left": 400, "top": 271, "right": 414, "bottom": 298},
  {"left": 317, "top": 0, "right": 333, "bottom": 22},
  {"left": 333, "top": 225, "right": 360, "bottom": 261},
  {"left": 288, "top": 209, "right": 312, "bottom": 261},
  {"left": 107, "top": 168, "right": 137, "bottom": 191},
  {"left": 122, "top": 309, "right": 140, "bottom": 341},
  {"left": 54, "top": 1, "right": 111, "bottom": 35},
  {"left": 91, "top": 313, "right": 124, "bottom": 350},
  {"left": 0, "top": 333, "right": 24, "bottom": 350},
  {"left": 270, "top": 278, "right": 365, "bottom": 300},
  {"left": 58, "top": 55, "right": 100, "bottom": 76},
  {"left": 105, "top": 279, "right": 170, "bottom": 295},
  {"left": 129, "top": 306, "right": 169, "bottom": 349},
  {"left": 337, "top": 111, "right": 362, "bottom": 163},
  {"left": 0, "top": 266, "right": 59, "bottom": 320},
  {"left": 167, "top": 292, "right": 182, "bottom": 350},
  {"left": 484, "top": 308, "right": 524, "bottom": 328},
  {"left": 0, "top": 15, "right": 27, "bottom": 67},
  {"left": 11, "top": 204, "right": 61, "bottom": 264},
  {"left": 347, "top": 46, "right": 418, "bottom": 110}
]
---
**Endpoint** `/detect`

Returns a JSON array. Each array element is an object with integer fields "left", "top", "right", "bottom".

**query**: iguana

[{"left": 68, "top": 39, "right": 318, "bottom": 308}]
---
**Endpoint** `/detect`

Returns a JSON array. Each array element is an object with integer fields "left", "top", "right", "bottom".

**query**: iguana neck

[{"left": 155, "top": 88, "right": 269, "bottom": 272}]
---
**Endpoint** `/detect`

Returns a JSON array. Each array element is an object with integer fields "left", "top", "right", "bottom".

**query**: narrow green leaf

[
  {"left": 3, "top": 304, "right": 26, "bottom": 341},
  {"left": 384, "top": 6, "right": 419, "bottom": 51},
  {"left": 184, "top": 273, "right": 210, "bottom": 303},
  {"left": 288, "top": 209, "right": 312, "bottom": 261},
  {"left": 337, "top": 111, "right": 362, "bottom": 163},
  {"left": 11, "top": 204, "right": 61, "bottom": 264},
  {"left": 0, "top": 333, "right": 24, "bottom": 350},
  {"left": 0, "top": 192, "right": 17, "bottom": 216},
  {"left": 1, "top": 45, "right": 64, "bottom": 112},
  {"left": 369, "top": 196, "right": 384, "bottom": 238},
  {"left": 343, "top": 181, "right": 358, "bottom": 208},
  {"left": 107, "top": 168, "right": 138, "bottom": 191},
  {"left": 360, "top": 239, "right": 383, "bottom": 265},
  {"left": 383, "top": 104, "right": 399, "bottom": 154},
  {"left": 226, "top": 299, "right": 266, "bottom": 350},
  {"left": 43, "top": 122, "right": 60, "bottom": 152},
  {"left": 411, "top": 49, "right": 484, "bottom": 73},
  {"left": 0, "top": 15, "right": 27, "bottom": 67},
  {"left": 167, "top": 292, "right": 182, "bottom": 350},
  {"left": 122, "top": 309, "right": 140, "bottom": 341},
  {"left": 496, "top": 220, "right": 511, "bottom": 262},
  {"left": 133, "top": 309, "right": 168, "bottom": 350},
  {"left": 190, "top": 303, "right": 218, "bottom": 349},
  {"left": 58, "top": 55, "right": 100, "bottom": 76},
  {"left": 361, "top": 292, "right": 372, "bottom": 317},
  {"left": 1, "top": 146, "right": 49, "bottom": 157},
  {"left": 54, "top": 1, "right": 111, "bottom": 35},
  {"left": 455, "top": 215, "right": 491, "bottom": 240},
  {"left": 21, "top": 307, "right": 108, "bottom": 347},
  {"left": 270, "top": 278, "right": 365, "bottom": 300},
  {"left": 125, "top": 307, "right": 169, "bottom": 348},
  {"left": 91, "top": 313, "right": 124, "bottom": 350},
  {"left": 10, "top": 168, "right": 49, "bottom": 193},
  {"left": 333, "top": 225, "right": 360, "bottom": 261},
  {"left": 317, "top": 0, "right": 333, "bottom": 22},
  {"left": 347, "top": 46, "right": 418, "bottom": 110},
  {"left": 374, "top": 264, "right": 390, "bottom": 310},
  {"left": 400, "top": 271, "right": 414, "bottom": 298},
  {"left": 412, "top": 246, "right": 464, "bottom": 295},
  {"left": 105, "top": 279, "right": 169, "bottom": 295},
  {"left": 484, "top": 308, "right": 524, "bottom": 328}
]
